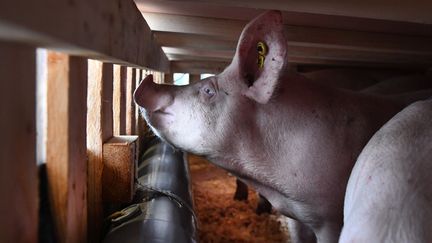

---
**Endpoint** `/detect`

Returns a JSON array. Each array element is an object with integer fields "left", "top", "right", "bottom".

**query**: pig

[
  {"left": 340, "top": 98, "right": 432, "bottom": 243},
  {"left": 361, "top": 74, "right": 432, "bottom": 94},
  {"left": 134, "top": 11, "right": 405, "bottom": 243}
]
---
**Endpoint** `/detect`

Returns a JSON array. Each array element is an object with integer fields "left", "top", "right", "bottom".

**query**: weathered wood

[
  {"left": 140, "top": 0, "right": 432, "bottom": 24},
  {"left": 102, "top": 136, "right": 138, "bottom": 203},
  {"left": 0, "top": 0, "right": 169, "bottom": 71},
  {"left": 137, "top": 0, "right": 432, "bottom": 36},
  {"left": 46, "top": 52, "right": 88, "bottom": 243},
  {"left": 143, "top": 12, "right": 432, "bottom": 55},
  {"left": 87, "top": 60, "right": 114, "bottom": 242},
  {"left": 113, "top": 65, "right": 127, "bottom": 135},
  {"left": 171, "top": 60, "right": 229, "bottom": 74},
  {"left": 0, "top": 41, "right": 38, "bottom": 243},
  {"left": 126, "top": 67, "right": 136, "bottom": 135}
]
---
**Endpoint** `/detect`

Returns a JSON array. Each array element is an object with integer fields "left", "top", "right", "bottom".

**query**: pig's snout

[{"left": 134, "top": 74, "right": 174, "bottom": 113}]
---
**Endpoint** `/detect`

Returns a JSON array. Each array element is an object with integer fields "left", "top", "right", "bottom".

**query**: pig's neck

[{"left": 207, "top": 72, "right": 402, "bottom": 230}]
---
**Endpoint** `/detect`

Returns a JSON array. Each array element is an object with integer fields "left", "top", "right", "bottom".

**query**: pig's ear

[{"left": 231, "top": 10, "right": 287, "bottom": 104}]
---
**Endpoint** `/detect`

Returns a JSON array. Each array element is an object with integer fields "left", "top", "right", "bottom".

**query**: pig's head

[{"left": 134, "top": 10, "right": 287, "bottom": 155}]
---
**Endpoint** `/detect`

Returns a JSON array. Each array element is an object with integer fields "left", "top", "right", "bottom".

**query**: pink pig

[
  {"left": 135, "top": 11, "right": 404, "bottom": 243},
  {"left": 340, "top": 99, "right": 432, "bottom": 243}
]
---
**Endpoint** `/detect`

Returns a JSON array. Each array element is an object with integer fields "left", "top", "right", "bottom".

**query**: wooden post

[
  {"left": 87, "top": 60, "right": 114, "bottom": 242},
  {"left": 0, "top": 41, "right": 38, "bottom": 243},
  {"left": 113, "top": 65, "right": 127, "bottom": 135},
  {"left": 163, "top": 73, "right": 173, "bottom": 84},
  {"left": 190, "top": 74, "right": 201, "bottom": 83},
  {"left": 46, "top": 52, "right": 88, "bottom": 243},
  {"left": 126, "top": 67, "right": 136, "bottom": 135}
]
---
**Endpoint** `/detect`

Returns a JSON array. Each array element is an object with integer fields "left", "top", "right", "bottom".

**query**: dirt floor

[{"left": 188, "top": 155, "right": 290, "bottom": 243}]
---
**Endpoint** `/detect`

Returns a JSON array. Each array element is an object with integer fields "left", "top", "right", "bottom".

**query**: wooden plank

[
  {"left": 137, "top": 0, "right": 432, "bottom": 36},
  {"left": 87, "top": 60, "right": 114, "bottom": 242},
  {"left": 113, "top": 65, "right": 127, "bottom": 135},
  {"left": 0, "top": 41, "right": 38, "bottom": 243},
  {"left": 171, "top": 60, "right": 229, "bottom": 74},
  {"left": 46, "top": 52, "right": 88, "bottom": 243},
  {"left": 140, "top": 0, "right": 432, "bottom": 24},
  {"left": 126, "top": 67, "right": 136, "bottom": 135},
  {"left": 143, "top": 12, "right": 432, "bottom": 55},
  {"left": 0, "top": 0, "right": 169, "bottom": 72},
  {"left": 102, "top": 136, "right": 138, "bottom": 203}
]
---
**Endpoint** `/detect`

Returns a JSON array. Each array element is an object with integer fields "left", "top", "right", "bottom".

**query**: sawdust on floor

[{"left": 188, "top": 154, "right": 290, "bottom": 243}]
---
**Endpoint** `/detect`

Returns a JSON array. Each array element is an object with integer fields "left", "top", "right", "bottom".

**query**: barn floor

[{"left": 188, "top": 155, "right": 290, "bottom": 243}]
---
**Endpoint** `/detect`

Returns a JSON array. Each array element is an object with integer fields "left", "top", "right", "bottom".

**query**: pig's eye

[{"left": 201, "top": 86, "right": 215, "bottom": 98}]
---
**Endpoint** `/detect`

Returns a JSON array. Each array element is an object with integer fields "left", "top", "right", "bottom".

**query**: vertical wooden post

[
  {"left": 46, "top": 52, "right": 88, "bottom": 243},
  {"left": 87, "top": 60, "right": 114, "bottom": 242},
  {"left": 0, "top": 42, "right": 38, "bottom": 243},
  {"left": 190, "top": 74, "right": 201, "bottom": 83},
  {"left": 135, "top": 69, "right": 142, "bottom": 135},
  {"left": 113, "top": 65, "right": 127, "bottom": 135},
  {"left": 126, "top": 67, "right": 136, "bottom": 135}
]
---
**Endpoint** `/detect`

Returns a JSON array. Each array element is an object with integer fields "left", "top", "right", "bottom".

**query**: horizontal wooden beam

[
  {"left": 140, "top": 0, "right": 432, "bottom": 24},
  {"left": 163, "top": 46, "right": 432, "bottom": 67},
  {"left": 137, "top": 0, "right": 432, "bottom": 36},
  {"left": 0, "top": 0, "right": 169, "bottom": 72},
  {"left": 143, "top": 12, "right": 432, "bottom": 56},
  {"left": 171, "top": 60, "right": 229, "bottom": 74}
]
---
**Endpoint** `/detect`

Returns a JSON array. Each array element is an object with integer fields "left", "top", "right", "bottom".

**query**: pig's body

[
  {"left": 134, "top": 11, "right": 404, "bottom": 243},
  {"left": 340, "top": 99, "right": 432, "bottom": 243}
]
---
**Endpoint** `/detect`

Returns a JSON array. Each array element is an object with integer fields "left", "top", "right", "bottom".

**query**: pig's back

[{"left": 340, "top": 98, "right": 432, "bottom": 243}]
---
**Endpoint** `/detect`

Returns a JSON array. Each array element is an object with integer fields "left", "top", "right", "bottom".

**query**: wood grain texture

[
  {"left": 0, "top": 0, "right": 169, "bottom": 71},
  {"left": 113, "top": 65, "right": 127, "bottom": 135},
  {"left": 126, "top": 67, "right": 136, "bottom": 135},
  {"left": 87, "top": 60, "right": 114, "bottom": 242},
  {"left": 46, "top": 52, "right": 88, "bottom": 243},
  {"left": 139, "top": 0, "right": 432, "bottom": 24},
  {"left": 143, "top": 12, "right": 432, "bottom": 55},
  {"left": 102, "top": 136, "right": 138, "bottom": 203},
  {"left": 0, "top": 41, "right": 38, "bottom": 243}
]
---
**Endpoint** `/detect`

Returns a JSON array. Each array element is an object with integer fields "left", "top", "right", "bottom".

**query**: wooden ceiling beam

[
  {"left": 139, "top": 0, "right": 432, "bottom": 25},
  {"left": 0, "top": 0, "right": 169, "bottom": 72},
  {"left": 143, "top": 13, "right": 432, "bottom": 56},
  {"left": 136, "top": 0, "right": 432, "bottom": 36}
]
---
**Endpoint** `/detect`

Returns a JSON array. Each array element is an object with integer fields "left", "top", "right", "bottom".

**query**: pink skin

[
  {"left": 134, "top": 11, "right": 404, "bottom": 243},
  {"left": 340, "top": 99, "right": 432, "bottom": 243}
]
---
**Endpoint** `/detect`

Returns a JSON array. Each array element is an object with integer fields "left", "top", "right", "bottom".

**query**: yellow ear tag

[{"left": 257, "top": 41, "right": 268, "bottom": 69}]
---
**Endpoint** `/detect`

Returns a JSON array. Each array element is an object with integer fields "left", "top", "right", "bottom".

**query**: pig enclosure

[{"left": 1, "top": 0, "right": 432, "bottom": 242}]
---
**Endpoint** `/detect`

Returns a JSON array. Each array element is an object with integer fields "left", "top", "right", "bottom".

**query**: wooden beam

[
  {"left": 87, "top": 60, "right": 114, "bottom": 242},
  {"left": 113, "top": 65, "right": 127, "bottom": 136},
  {"left": 171, "top": 60, "right": 229, "bottom": 74},
  {"left": 126, "top": 67, "right": 136, "bottom": 135},
  {"left": 0, "top": 0, "right": 169, "bottom": 72},
  {"left": 163, "top": 46, "right": 432, "bottom": 68},
  {"left": 143, "top": 12, "right": 432, "bottom": 55},
  {"left": 46, "top": 52, "right": 88, "bottom": 243},
  {"left": 137, "top": 0, "right": 432, "bottom": 36},
  {"left": 0, "top": 41, "right": 38, "bottom": 243},
  {"left": 140, "top": 0, "right": 432, "bottom": 24}
]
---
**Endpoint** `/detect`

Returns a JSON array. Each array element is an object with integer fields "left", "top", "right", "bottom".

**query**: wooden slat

[
  {"left": 113, "top": 65, "right": 127, "bottom": 135},
  {"left": 0, "top": 0, "right": 169, "bottom": 72},
  {"left": 139, "top": 0, "right": 432, "bottom": 24},
  {"left": 136, "top": 0, "right": 432, "bottom": 36},
  {"left": 143, "top": 12, "right": 432, "bottom": 55},
  {"left": 87, "top": 60, "right": 114, "bottom": 242},
  {"left": 0, "top": 41, "right": 38, "bottom": 243},
  {"left": 126, "top": 67, "right": 137, "bottom": 135},
  {"left": 46, "top": 52, "right": 88, "bottom": 243}
]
